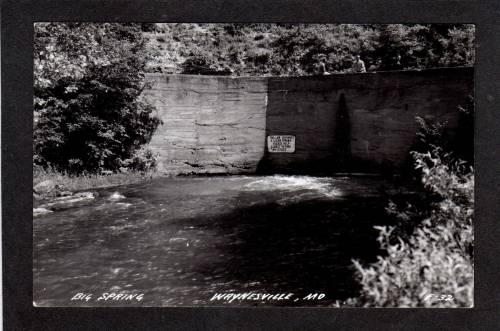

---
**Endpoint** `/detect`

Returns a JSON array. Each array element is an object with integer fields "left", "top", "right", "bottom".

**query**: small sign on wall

[{"left": 267, "top": 135, "right": 295, "bottom": 153}]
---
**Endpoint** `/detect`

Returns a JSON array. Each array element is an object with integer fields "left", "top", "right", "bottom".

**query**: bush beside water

[
  {"left": 342, "top": 100, "right": 474, "bottom": 307},
  {"left": 34, "top": 23, "right": 161, "bottom": 175},
  {"left": 344, "top": 148, "right": 474, "bottom": 307}
]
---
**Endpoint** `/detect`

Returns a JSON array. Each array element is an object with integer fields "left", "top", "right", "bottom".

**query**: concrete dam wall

[{"left": 143, "top": 67, "right": 473, "bottom": 175}]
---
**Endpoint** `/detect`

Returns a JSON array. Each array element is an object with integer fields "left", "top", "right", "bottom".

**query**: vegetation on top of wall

[{"left": 144, "top": 23, "right": 475, "bottom": 76}]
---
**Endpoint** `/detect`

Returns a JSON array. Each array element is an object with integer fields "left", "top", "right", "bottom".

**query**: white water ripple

[{"left": 241, "top": 175, "right": 342, "bottom": 204}]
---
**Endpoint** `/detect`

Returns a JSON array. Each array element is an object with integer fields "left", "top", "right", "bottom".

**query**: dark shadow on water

[
  {"left": 34, "top": 177, "right": 407, "bottom": 307},
  {"left": 189, "top": 194, "right": 392, "bottom": 306}
]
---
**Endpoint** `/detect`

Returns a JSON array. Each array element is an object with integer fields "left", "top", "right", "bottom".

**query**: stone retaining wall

[{"left": 143, "top": 67, "right": 473, "bottom": 175}]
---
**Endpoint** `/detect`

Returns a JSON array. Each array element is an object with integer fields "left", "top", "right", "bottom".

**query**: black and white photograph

[{"left": 32, "top": 23, "right": 475, "bottom": 308}]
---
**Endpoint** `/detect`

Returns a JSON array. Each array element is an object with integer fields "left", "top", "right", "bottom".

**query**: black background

[{"left": 2, "top": 1, "right": 500, "bottom": 330}]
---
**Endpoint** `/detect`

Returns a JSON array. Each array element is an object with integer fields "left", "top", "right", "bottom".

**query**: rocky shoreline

[{"left": 33, "top": 180, "right": 98, "bottom": 217}]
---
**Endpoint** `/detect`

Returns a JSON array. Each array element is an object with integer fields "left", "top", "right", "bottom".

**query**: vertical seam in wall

[{"left": 264, "top": 77, "right": 269, "bottom": 153}]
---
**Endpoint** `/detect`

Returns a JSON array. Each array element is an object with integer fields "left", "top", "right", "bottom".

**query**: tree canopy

[{"left": 145, "top": 23, "right": 475, "bottom": 76}]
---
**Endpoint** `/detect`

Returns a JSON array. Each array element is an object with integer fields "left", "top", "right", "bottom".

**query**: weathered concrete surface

[
  {"left": 144, "top": 68, "right": 473, "bottom": 175},
  {"left": 262, "top": 67, "right": 473, "bottom": 173},
  {"left": 143, "top": 75, "right": 267, "bottom": 175}
]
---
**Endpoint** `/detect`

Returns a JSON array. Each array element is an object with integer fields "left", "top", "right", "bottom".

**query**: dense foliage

[
  {"left": 34, "top": 23, "right": 161, "bottom": 174},
  {"left": 145, "top": 23, "right": 475, "bottom": 76},
  {"left": 343, "top": 101, "right": 474, "bottom": 308},
  {"left": 414, "top": 95, "right": 474, "bottom": 166},
  {"left": 349, "top": 148, "right": 474, "bottom": 307}
]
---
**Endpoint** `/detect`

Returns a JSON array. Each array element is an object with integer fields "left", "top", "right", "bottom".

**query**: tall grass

[{"left": 34, "top": 165, "right": 160, "bottom": 193}]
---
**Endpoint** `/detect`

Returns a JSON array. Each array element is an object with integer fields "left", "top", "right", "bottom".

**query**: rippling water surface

[{"left": 34, "top": 175, "right": 398, "bottom": 307}]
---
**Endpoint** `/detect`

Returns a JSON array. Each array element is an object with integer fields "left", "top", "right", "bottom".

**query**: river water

[{"left": 34, "top": 175, "right": 400, "bottom": 307}]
